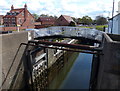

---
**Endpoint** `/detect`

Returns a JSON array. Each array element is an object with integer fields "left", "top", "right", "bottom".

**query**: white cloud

[{"left": 0, "top": 0, "right": 120, "bottom": 19}]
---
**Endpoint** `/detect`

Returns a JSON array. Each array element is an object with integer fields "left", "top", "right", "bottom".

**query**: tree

[
  {"left": 81, "top": 16, "right": 93, "bottom": 25},
  {"left": 77, "top": 18, "right": 82, "bottom": 24},
  {"left": 69, "top": 21, "right": 76, "bottom": 26},
  {"left": 72, "top": 17, "right": 78, "bottom": 23},
  {"left": 32, "top": 13, "right": 39, "bottom": 20},
  {"left": 95, "top": 16, "right": 108, "bottom": 25},
  {"left": 92, "top": 20, "right": 96, "bottom": 25},
  {"left": 49, "top": 15, "right": 58, "bottom": 19},
  {"left": 40, "top": 14, "right": 49, "bottom": 17},
  {"left": 40, "top": 14, "right": 58, "bottom": 19},
  {"left": 53, "top": 15, "right": 58, "bottom": 19}
]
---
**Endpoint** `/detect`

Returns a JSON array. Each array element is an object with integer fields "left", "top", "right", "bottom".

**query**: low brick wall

[
  {"left": 35, "top": 25, "right": 53, "bottom": 29},
  {"left": 1, "top": 26, "right": 35, "bottom": 31}
]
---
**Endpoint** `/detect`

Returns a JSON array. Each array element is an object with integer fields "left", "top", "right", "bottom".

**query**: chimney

[
  {"left": 118, "top": 1, "right": 120, "bottom": 13},
  {"left": 24, "top": 4, "right": 27, "bottom": 21},
  {"left": 11, "top": 5, "right": 14, "bottom": 10},
  {"left": 24, "top": 4, "right": 27, "bottom": 9}
]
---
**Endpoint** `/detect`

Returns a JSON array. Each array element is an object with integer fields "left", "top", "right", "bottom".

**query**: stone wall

[
  {"left": 94, "top": 33, "right": 120, "bottom": 89},
  {"left": 47, "top": 48, "right": 63, "bottom": 68},
  {"left": 0, "top": 31, "right": 29, "bottom": 90}
]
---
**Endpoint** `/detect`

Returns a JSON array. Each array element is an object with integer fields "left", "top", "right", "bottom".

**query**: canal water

[{"left": 48, "top": 52, "right": 93, "bottom": 89}]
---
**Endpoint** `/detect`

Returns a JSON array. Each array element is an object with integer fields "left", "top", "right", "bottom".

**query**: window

[
  {"left": 9, "top": 18, "right": 11, "bottom": 22},
  {"left": 13, "top": 12, "right": 18, "bottom": 15},
  {"left": 28, "top": 13, "right": 30, "bottom": 16},
  {"left": 16, "top": 11, "right": 19, "bottom": 13},
  {"left": 12, "top": 18, "right": 15, "bottom": 22},
  {"left": 31, "top": 19, "right": 34, "bottom": 23},
  {"left": 4, "top": 18, "right": 5, "bottom": 22},
  {"left": 19, "top": 18, "right": 22, "bottom": 24},
  {"left": 22, "top": 12, "right": 24, "bottom": 16}
]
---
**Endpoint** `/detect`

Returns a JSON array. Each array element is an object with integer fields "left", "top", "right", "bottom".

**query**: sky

[{"left": 0, "top": 0, "right": 120, "bottom": 19}]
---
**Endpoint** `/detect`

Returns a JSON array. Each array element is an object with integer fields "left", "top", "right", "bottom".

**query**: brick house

[
  {"left": 3, "top": 4, "right": 34, "bottom": 28},
  {"left": 35, "top": 17, "right": 55, "bottom": 28},
  {"left": 0, "top": 15, "right": 4, "bottom": 25},
  {"left": 55, "top": 15, "right": 76, "bottom": 26}
]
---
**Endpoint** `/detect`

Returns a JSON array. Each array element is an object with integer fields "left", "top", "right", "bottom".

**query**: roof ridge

[
  {"left": 12, "top": 8, "right": 24, "bottom": 10},
  {"left": 62, "top": 15, "right": 71, "bottom": 17},
  {"left": 61, "top": 15, "right": 74, "bottom": 23}
]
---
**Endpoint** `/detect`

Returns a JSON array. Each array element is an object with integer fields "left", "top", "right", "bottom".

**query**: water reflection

[
  {"left": 48, "top": 52, "right": 79, "bottom": 89},
  {"left": 59, "top": 53, "right": 93, "bottom": 89},
  {"left": 33, "top": 52, "right": 93, "bottom": 90}
]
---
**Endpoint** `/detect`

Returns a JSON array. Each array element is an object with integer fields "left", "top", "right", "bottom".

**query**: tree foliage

[
  {"left": 32, "top": 13, "right": 39, "bottom": 20},
  {"left": 40, "top": 14, "right": 58, "bottom": 19},
  {"left": 69, "top": 21, "right": 76, "bottom": 26},
  {"left": 40, "top": 14, "right": 49, "bottom": 17},
  {"left": 33, "top": 13, "right": 58, "bottom": 21},
  {"left": 72, "top": 16, "right": 93, "bottom": 25},
  {"left": 95, "top": 16, "right": 108, "bottom": 25},
  {"left": 71, "top": 17, "right": 78, "bottom": 23},
  {"left": 77, "top": 18, "right": 82, "bottom": 24},
  {"left": 81, "top": 16, "right": 93, "bottom": 25}
]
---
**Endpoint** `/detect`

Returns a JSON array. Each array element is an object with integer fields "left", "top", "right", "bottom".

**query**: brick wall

[
  {"left": 55, "top": 16, "right": 69, "bottom": 26},
  {"left": 1, "top": 26, "right": 35, "bottom": 31},
  {"left": 35, "top": 25, "right": 52, "bottom": 29},
  {"left": 41, "top": 21, "right": 55, "bottom": 25}
]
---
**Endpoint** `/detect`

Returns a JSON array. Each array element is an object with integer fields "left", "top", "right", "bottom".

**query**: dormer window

[
  {"left": 7, "top": 12, "right": 10, "bottom": 15},
  {"left": 16, "top": 11, "right": 19, "bottom": 13},
  {"left": 13, "top": 12, "right": 16, "bottom": 15}
]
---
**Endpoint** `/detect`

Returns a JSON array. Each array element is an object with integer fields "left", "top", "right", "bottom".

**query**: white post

[
  {"left": 17, "top": 26, "right": 19, "bottom": 32},
  {"left": 17, "top": 25, "right": 20, "bottom": 32}
]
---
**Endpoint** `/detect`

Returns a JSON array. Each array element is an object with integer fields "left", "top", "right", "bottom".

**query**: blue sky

[{"left": 0, "top": 0, "right": 119, "bottom": 19}]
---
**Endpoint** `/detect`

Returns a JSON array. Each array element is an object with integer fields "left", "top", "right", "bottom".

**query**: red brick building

[
  {"left": 0, "top": 15, "right": 4, "bottom": 25},
  {"left": 35, "top": 17, "right": 55, "bottom": 28},
  {"left": 36, "top": 17, "right": 55, "bottom": 25},
  {"left": 55, "top": 15, "right": 76, "bottom": 26},
  {"left": 3, "top": 4, "right": 34, "bottom": 28}
]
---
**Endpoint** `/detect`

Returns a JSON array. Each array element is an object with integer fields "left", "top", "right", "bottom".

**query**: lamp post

[
  {"left": 103, "top": 10, "right": 110, "bottom": 33},
  {"left": 111, "top": 0, "right": 115, "bottom": 34},
  {"left": 103, "top": 10, "right": 110, "bottom": 19}
]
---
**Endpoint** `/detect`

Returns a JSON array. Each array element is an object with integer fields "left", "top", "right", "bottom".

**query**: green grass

[
  {"left": 79, "top": 26, "right": 93, "bottom": 28},
  {"left": 79, "top": 25, "right": 108, "bottom": 31},
  {"left": 95, "top": 25, "right": 108, "bottom": 31},
  {"left": 9, "top": 29, "right": 25, "bottom": 31}
]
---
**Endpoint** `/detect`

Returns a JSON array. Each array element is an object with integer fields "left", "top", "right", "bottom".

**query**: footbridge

[{"left": 26, "top": 26, "right": 104, "bottom": 55}]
